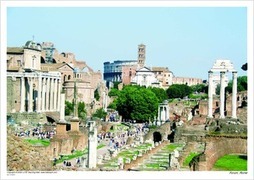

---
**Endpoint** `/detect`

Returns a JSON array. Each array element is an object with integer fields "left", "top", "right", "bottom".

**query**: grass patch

[
  {"left": 148, "top": 125, "right": 157, "bottom": 129},
  {"left": 162, "top": 143, "right": 183, "bottom": 152},
  {"left": 97, "top": 143, "right": 106, "bottom": 149},
  {"left": 56, "top": 149, "right": 88, "bottom": 164},
  {"left": 25, "top": 138, "right": 50, "bottom": 147},
  {"left": 213, "top": 154, "right": 247, "bottom": 171},
  {"left": 55, "top": 143, "right": 105, "bottom": 164},
  {"left": 183, "top": 152, "right": 200, "bottom": 167}
]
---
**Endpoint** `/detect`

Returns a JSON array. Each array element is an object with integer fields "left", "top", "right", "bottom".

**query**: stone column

[
  {"left": 57, "top": 79, "right": 61, "bottom": 112},
  {"left": 45, "top": 77, "right": 50, "bottom": 111},
  {"left": 37, "top": 75, "right": 42, "bottom": 112},
  {"left": 165, "top": 106, "right": 169, "bottom": 120},
  {"left": 60, "top": 93, "right": 65, "bottom": 122},
  {"left": 207, "top": 71, "right": 213, "bottom": 118},
  {"left": 41, "top": 78, "right": 45, "bottom": 112},
  {"left": 87, "top": 121, "right": 97, "bottom": 169},
  {"left": 50, "top": 78, "right": 54, "bottom": 111},
  {"left": 157, "top": 106, "right": 161, "bottom": 120},
  {"left": 219, "top": 71, "right": 226, "bottom": 119},
  {"left": 28, "top": 77, "right": 33, "bottom": 112},
  {"left": 53, "top": 78, "right": 58, "bottom": 111},
  {"left": 20, "top": 76, "right": 25, "bottom": 112},
  {"left": 231, "top": 71, "right": 238, "bottom": 119}
]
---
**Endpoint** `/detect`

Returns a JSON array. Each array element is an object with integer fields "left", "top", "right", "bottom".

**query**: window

[
  {"left": 68, "top": 75, "right": 71, "bottom": 80},
  {"left": 17, "top": 60, "right": 21, "bottom": 67}
]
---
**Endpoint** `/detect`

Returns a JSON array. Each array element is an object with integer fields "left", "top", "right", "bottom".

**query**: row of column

[
  {"left": 20, "top": 76, "right": 61, "bottom": 113},
  {"left": 158, "top": 105, "right": 169, "bottom": 121},
  {"left": 207, "top": 71, "right": 237, "bottom": 119}
]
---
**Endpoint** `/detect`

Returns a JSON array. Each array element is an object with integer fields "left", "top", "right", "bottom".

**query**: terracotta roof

[{"left": 7, "top": 47, "right": 24, "bottom": 54}]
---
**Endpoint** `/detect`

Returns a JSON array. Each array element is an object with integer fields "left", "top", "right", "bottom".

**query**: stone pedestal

[
  {"left": 70, "top": 118, "right": 79, "bottom": 131},
  {"left": 87, "top": 120, "right": 97, "bottom": 169}
]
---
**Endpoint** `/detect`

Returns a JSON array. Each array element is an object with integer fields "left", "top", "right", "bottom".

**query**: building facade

[
  {"left": 172, "top": 77, "right": 203, "bottom": 86},
  {"left": 7, "top": 41, "right": 61, "bottom": 114},
  {"left": 131, "top": 67, "right": 160, "bottom": 87}
]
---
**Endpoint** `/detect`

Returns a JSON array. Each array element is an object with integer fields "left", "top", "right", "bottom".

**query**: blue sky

[{"left": 7, "top": 7, "right": 247, "bottom": 80}]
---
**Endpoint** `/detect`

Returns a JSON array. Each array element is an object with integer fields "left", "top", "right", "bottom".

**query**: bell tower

[{"left": 138, "top": 44, "right": 146, "bottom": 68}]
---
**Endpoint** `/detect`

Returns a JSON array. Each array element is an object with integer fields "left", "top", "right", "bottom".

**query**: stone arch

[
  {"left": 46, "top": 116, "right": 55, "bottom": 123},
  {"left": 153, "top": 131, "right": 162, "bottom": 143}
]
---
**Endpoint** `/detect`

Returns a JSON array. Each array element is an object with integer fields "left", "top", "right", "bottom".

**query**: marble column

[
  {"left": 232, "top": 71, "right": 238, "bottom": 119},
  {"left": 37, "top": 75, "right": 42, "bottom": 112},
  {"left": 87, "top": 121, "right": 97, "bottom": 169},
  {"left": 41, "top": 78, "right": 45, "bottom": 112},
  {"left": 219, "top": 71, "right": 226, "bottom": 119},
  {"left": 57, "top": 79, "right": 61, "bottom": 112},
  {"left": 60, "top": 93, "right": 65, "bottom": 122},
  {"left": 50, "top": 78, "right": 54, "bottom": 111},
  {"left": 20, "top": 76, "right": 25, "bottom": 112},
  {"left": 45, "top": 77, "right": 50, "bottom": 111},
  {"left": 28, "top": 77, "right": 33, "bottom": 112},
  {"left": 157, "top": 106, "right": 161, "bottom": 120},
  {"left": 207, "top": 71, "right": 213, "bottom": 118},
  {"left": 53, "top": 78, "right": 58, "bottom": 111}
]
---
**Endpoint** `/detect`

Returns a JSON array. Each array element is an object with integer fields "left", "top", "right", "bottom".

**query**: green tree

[
  {"left": 225, "top": 76, "right": 247, "bottom": 94},
  {"left": 190, "top": 84, "right": 207, "bottom": 93},
  {"left": 78, "top": 102, "right": 87, "bottom": 120},
  {"left": 65, "top": 101, "right": 74, "bottom": 116},
  {"left": 92, "top": 108, "right": 107, "bottom": 119},
  {"left": 108, "top": 88, "right": 120, "bottom": 97},
  {"left": 94, "top": 88, "right": 100, "bottom": 101},
  {"left": 65, "top": 101, "right": 86, "bottom": 120},
  {"left": 107, "top": 100, "right": 117, "bottom": 110},
  {"left": 148, "top": 87, "right": 168, "bottom": 103},
  {"left": 116, "top": 85, "right": 159, "bottom": 122},
  {"left": 166, "top": 84, "right": 192, "bottom": 99}
]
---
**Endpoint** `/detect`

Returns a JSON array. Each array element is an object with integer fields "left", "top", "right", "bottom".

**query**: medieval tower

[{"left": 138, "top": 44, "right": 146, "bottom": 68}]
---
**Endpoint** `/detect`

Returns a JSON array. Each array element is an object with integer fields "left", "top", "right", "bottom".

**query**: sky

[{"left": 7, "top": 6, "right": 247, "bottom": 80}]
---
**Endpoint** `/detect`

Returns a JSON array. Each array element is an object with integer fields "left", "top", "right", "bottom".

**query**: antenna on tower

[{"left": 32, "top": 35, "right": 35, "bottom": 41}]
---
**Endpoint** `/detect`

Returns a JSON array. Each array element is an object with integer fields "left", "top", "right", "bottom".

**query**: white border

[{"left": 1, "top": 1, "right": 253, "bottom": 180}]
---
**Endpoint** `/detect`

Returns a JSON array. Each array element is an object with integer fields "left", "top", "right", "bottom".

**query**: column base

[{"left": 231, "top": 116, "right": 237, "bottom": 119}]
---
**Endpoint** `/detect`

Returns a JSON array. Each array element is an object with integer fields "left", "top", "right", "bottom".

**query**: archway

[
  {"left": 167, "top": 131, "right": 175, "bottom": 142},
  {"left": 153, "top": 131, "right": 162, "bottom": 143},
  {"left": 46, "top": 116, "right": 55, "bottom": 124}
]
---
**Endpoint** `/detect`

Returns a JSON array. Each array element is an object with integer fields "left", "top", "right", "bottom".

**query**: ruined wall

[
  {"left": 8, "top": 112, "right": 47, "bottom": 127},
  {"left": 7, "top": 77, "right": 21, "bottom": 113},
  {"left": 144, "top": 122, "right": 171, "bottom": 142},
  {"left": 199, "top": 136, "right": 247, "bottom": 171},
  {"left": 67, "top": 131, "right": 88, "bottom": 150}
]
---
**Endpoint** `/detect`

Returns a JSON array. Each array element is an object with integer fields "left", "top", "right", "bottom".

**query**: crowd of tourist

[
  {"left": 96, "top": 123, "right": 148, "bottom": 151},
  {"left": 15, "top": 127, "right": 56, "bottom": 139}
]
